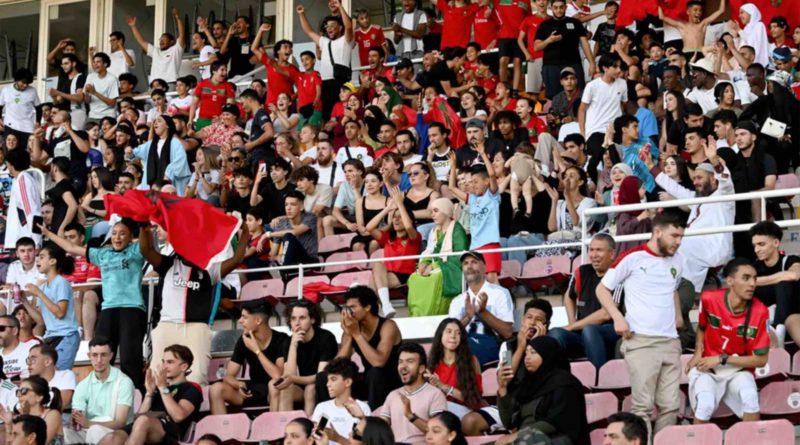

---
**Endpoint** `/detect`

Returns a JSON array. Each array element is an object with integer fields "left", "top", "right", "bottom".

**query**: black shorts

[
  {"left": 123, "top": 416, "right": 182, "bottom": 442},
  {"left": 393, "top": 272, "right": 410, "bottom": 285},
  {"left": 498, "top": 38, "right": 523, "bottom": 60},
  {"left": 243, "top": 382, "right": 270, "bottom": 407}
]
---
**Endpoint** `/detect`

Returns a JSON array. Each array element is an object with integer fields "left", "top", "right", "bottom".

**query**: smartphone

[
  {"left": 32, "top": 216, "right": 43, "bottom": 234},
  {"left": 259, "top": 162, "right": 267, "bottom": 174},
  {"left": 502, "top": 349, "right": 513, "bottom": 367},
  {"left": 313, "top": 415, "right": 330, "bottom": 439}
]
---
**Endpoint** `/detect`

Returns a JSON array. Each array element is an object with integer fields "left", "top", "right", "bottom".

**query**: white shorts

[
  {"left": 446, "top": 401, "right": 501, "bottom": 427},
  {"left": 688, "top": 367, "right": 759, "bottom": 420},
  {"left": 525, "top": 58, "right": 543, "bottom": 94}
]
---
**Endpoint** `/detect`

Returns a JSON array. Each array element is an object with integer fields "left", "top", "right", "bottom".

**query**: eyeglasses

[
  {"left": 409, "top": 171, "right": 422, "bottom": 177},
  {"left": 228, "top": 157, "right": 243, "bottom": 162},
  {"left": 25, "top": 356, "right": 39, "bottom": 365},
  {"left": 16, "top": 388, "right": 30, "bottom": 396},
  {"left": 351, "top": 423, "right": 363, "bottom": 441},
  {"left": 0, "top": 326, "right": 13, "bottom": 332}
]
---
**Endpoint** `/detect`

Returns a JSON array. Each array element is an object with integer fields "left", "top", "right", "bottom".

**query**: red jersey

[
  {"left": 437, "top": 0, "right": 480, "bottom": 50},
  {"left": 434, "top": 361, "right": 483, "bottom": 408},
  {"left": 698, "top": 289, "right": 770, "bottom": 364},
  {"left": 523, "top": 115, "right": 548, "bottom": 143},
  {"left": 261, "top": 54, "right": 299, "bottom": 106},
  {"left": 363, "top": 66, "right": 396, "bottom": 84},
  {"left": 354, "top": 25, "right": 387, "bottom": 66},
  {"left": 375, "top": 230, "right": 422, "bottom": 275},
  {"left": 64, "top": 256, "right": 101, "bottom": 284},
  {"left": 291, "top": 70, "right": 323, "bottom": 110},
  {"left": 194, "top": 79, "right": 236, "bottom": 120},
  {"left": 477, "top": 74, "right": 499, "bottom": 100},
  {"left": 494, "top": 0, "right": 530, "bottom": 39},
  {"left": 373, "top": 145, "right": 397, "bottom": 160},
  {"left": 473, "top": 5, "right": 500, "bottom": 49},
  {"left": 520, "top": 14, "right": 547, "bottom": 59}
]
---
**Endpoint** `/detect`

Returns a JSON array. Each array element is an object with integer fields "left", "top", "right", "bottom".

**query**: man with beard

[
  {"left": 312, "top": 140, "right": 345, "bottom": 192},
  {"left": 597, "top": 212, "right": 686, "bottom": 437},
  {"left": 456, "top": 119, "right": 503, "bottom": 170},
  {"left": 49, "top": 55, "right": 86, "bottom": 130},
  {"left": 127, "top": 8, "right": 186, "bottom": 84},
  {"left": 220, "top": 15, "right": 256, "bottom": 77},
  {"left": 335, "top": 121, "right": 374, "bottom": 168},
  {"left": 643, "top": 137, "right": 734, "bottom": 294},
  {"left": 396, "top": 130, "right": 422, "bottom": 171},
  {"left": 426, "top": 123, "right": 452, "bottom": 183},
  {"left": 380, "top": 342, "right": 446, "bottom": 443},
  {"left": 448, "top": 251, "right": 513, "bottom": 365},
  {"left": 374, "top": 121, "right": 398, "bottom": 159}
]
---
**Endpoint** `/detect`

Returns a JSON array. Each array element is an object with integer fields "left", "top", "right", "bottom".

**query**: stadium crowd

[{"left": 0, "top": 0, "right": 799, "bottom": 443}]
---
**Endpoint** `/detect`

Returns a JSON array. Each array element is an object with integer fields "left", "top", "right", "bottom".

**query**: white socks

[{"left": 378, "top": 288, "right": 395, "bottom": 318}]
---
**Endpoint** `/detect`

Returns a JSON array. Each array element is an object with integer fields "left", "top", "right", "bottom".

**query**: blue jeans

[
  {"left": 48, "top": 330, "right": 81, "bottom": 370},
  {"left": 500, "top": 233, "right": 545, "bottom": 265},
  {"left": 548, "top": 323, "right": 620, "bottom": 370},
  {"left": 417, "top": 223, "right": 436, "bottom": 242}
]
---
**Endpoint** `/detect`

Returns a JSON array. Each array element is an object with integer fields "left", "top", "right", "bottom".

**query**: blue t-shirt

[
  {"left": 39, "top": 275, "right": 80, "bottom": 338},
  {"left": 622, "top": 139, "right": 658, "bottom": 193},
  {"left": 382, "top": 173, "right": 412, "bottom": 196},
  {"left": 636, "top": 107, "right": 659, "bottom": 139},
  {"left": 88, "top": 242, "right": 145, "bottom": 311},
  {"left": 468, "top": 190, "right": 501, "bottom": 249}
]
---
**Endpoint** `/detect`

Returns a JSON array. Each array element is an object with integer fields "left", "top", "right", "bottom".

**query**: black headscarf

[
  {"left": 363, "top": 106, "right": 387, "bottom": 141},
  {"left": 514, "top": 336, "right": 574, "bottom": 404},
  {"left": 146, "top": 115, "right": 176, "bottom": 186}
]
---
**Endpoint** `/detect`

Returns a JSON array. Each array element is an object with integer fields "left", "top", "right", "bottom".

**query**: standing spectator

[
  {"left": 534, "top": 0, "right": 595, "bottom": 99},
  {"left": 380, "top": 343, "right": 447, "bottom": 443},
  {"left": 0, "top": 68, "right": 40, "bottom": 149},
  {"left": 392, "top": 0, "right": 428, "bottom": 60},
  {"left": 494, "top": 0, "right": 529, "bottom": 93},
  {"left": 354, "top": 9, "right": 388, "bottom": 66},
  {"left": 0, "top": 316, "right": 36, "bottom": 379},
  {"left": 106, "top": 31, "right": 136, "bottom": 78},
  {"left": 685, "top": 59, "right": 723, "bottom": 114},
  {"left": 240, "top": 89, "right": 275, "bottom": 170},
  {"left": 31, "top": 111, "right": 90, "bottom": 194},
  {"left": 220, "top": 16, "right": 256, "bottom": 77},
  {"left": 687, "top": 258, "right": 768, "bottom": 424},
  {"left": 84, "top": 53, "right": 119, "bottom": 122},
  {"left": 597, "top": 212, "right": 686, "bottom": 436},
  {"left": 131, "top": 115, "right": 192, "bottom": 194},
  {"left": 127, "top": 8, "right": 186, "bottom": 83},
  {"left": 26, "top": 344, "right": 76, "bottom": 410},
  {"left": 3, "top": 151, "right": 43, "bottom": 248},
  {"left": 592, "top": 2, "right": 619, "bottom": 59},
  {"left": 473, "top": 0, "right": 499, "bottom": 52},
  {"left": 253, "top": 32, "right": 298, "bottom": 108},
  {"left": 293, "top": 51, "right": 324, "bottom": 129},
  {"left": 270, "top": 300, "right": 337, "bottom": 415},
  {"left": 50, "top": 55, "right": 87, "bottom": 130},
  {"left": 45, "top": 158, "right": 78, "bottom": 237},
  {"left": 46, "top": 39, "right": 87, "bottom": 75},
  {"left": 448, "top": 251, "right": 513, "bottom": 365},
  {"left": 189, "top": 62, "right": 236, "bottom": 130},
  {"left": 67, "top": 337, "right": 134, "bottom": 445},
  {"left": 296, "top": 0, "right": 355, "bottom": 121},
  {"left": 437, "top": 0, "right": 478, "bottom": 51},
  {"left": 190, "top": 26, "right": 218, "bottom": 80},
  {"left": 311, "top": 358, "right": 372, "bottom": 445},
  {"left": 549, "top": 234, "right": 620, "bottom": 369},
  {"left": 428, "top": 47, "right": 469, "bottom": 98}
]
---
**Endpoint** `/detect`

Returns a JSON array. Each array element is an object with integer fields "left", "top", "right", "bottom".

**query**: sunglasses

[
  {"left": 351, "top": 423, "right": 363, "bottom": 441},
  {"left": 409, "top": 171, "right": 423, "bottom": 177},
  {"left": 228, "top": 157, "right": 243, "bottom": 162},
  {"left": 0, "top": 326, "right": 13, "bottom": 332}
]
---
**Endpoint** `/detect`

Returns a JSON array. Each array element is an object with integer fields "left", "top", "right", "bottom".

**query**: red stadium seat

[
  {"left": 595, "top": 359, "right": 630, "bottom": 396},
  {"left": 724, "top": 419, "right": 795, "bottom": 445},
  {"left": 759, "top": 380, "right": 800, "bottom": 422},
  {"left": 570, "top": 361, "right": 597, "bottom": 389},
  {"left": 192, "top": 413, "right": 251, "bottom": 442},
  {"left": 653, "top": 423, "right": 722, "bottom": 445},
  {"left": 249, "top": 410, "right": 308, "bottom": 442},
  {"left": 499, "top": 260, "right": 521, "bottom": 289},
  {"left": 321, "top": 271, "right": 374, "bottom": 306},
  {"left": 284, "top": 275, "right": 330, "bottom": 299},
  {"left": 518, "top": 256, "right": 572, "bottom": 292},
  {"left": 318, "top": 233, "right": 357, "bottom": 255},
  {"left": 584, "top": 392, "right": 618, "bottom": 426},
  {"left": 239, "top": 278, "right": 284, "bottom": 302}
]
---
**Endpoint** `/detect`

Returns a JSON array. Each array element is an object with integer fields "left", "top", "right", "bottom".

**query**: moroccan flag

[
  {"left": 104, "top": 191, "right": 156, "bottom": 223},
  {"left": 617, "top": 0, "right": 688, "bottom": 28},
  {"left": 423, "top": 97, "right": 467, "bottom": 148},
  {"left": 728, "top": 0, "right": 800, "bottom": 29}
]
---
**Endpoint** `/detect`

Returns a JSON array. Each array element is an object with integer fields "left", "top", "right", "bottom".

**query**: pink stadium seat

[
  {"left": 595, "top": 359, "right": 630, "bottom": 396},
  {"left": 759, "top": 381, "right": 800, "bottom": 421},
  {"left": 199, "top": 385, "right": 210, "bottom": 413},
  {"left": 792, "top": 350, "right": 800, "bottom": 376},
  {"left": 499, "top": 260, "right": 521, "bottom": 289},
  {"left": 133, "top": 390, "right": 142, "bottom": 413},
  {"left": 590, "top": 428, "right": 606, "bottom": 445},
  {"left": 570, "top": 361, "right": 597, "bottom": 389},
  {"left": 239, "top": 278, "right": 284, "bottom": 302},
  {"left": 318, "top": 233, "right": 357, "bottom": 255},
  {"left": 192, "top": 413, "right": 251, "bottom": 442},
  {"left": 284, "top": 275, "right": 330, "bottom": 299},
  {"left": 584, "top": 392, "right": 618, "bottom": 425},
  {"left": 318, "top": 251, "right": 368, "bottom": 275},
  {"left": 653, "top": 423, "right": 722, "bottom": 445},
  {"left": 466, "top": 435, "right": 505, "bottom": 444},
  {"left": 775, "top": 173, "right": 800, "bottom": 190},
  {"left": 207, "top": 357, "right": 230, "bottom": 383},
  {"left": 481, "top": 368, "right": 498, "bottom": 398},
  {"left": 249, "top": 410, "right": 308, "bottom": 441},
  {"left": 725, "top": 419, "right": 794, "bottom": 445},
  {"left": 755, "top": 348, "right": 791, "bottom": 381},
  {"left": 321, "top": 271, "right": 374, "bottom": 305},
  {"left": 519, "top": 256, "right": 572, "bottom": 291}
]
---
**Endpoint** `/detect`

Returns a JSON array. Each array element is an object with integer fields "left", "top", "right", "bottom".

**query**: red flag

[
  {"left": 104, "top": 191, "right": 156, "bottom": 223},
  {"left": 728, "top": 0, "right": 800, "bottom": 30},
  {"left": 617, "top": 0, "right": 688, "bottom": 28},
  {"left": 423, "top": 97, "right": 467, "bottom": 148}
]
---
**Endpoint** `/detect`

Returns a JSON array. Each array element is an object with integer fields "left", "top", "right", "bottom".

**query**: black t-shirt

[
  {"left": 46, "top": 179, "right": 76, "bottom": 233},
  {"left": 227, "top": 34, "right": 256, "bottom": 77},
  {"left": 258, "top": 181, "right": 297, "bottom": 221},
  {"left": 225, "top": 190, "right": 252, "bottom": 216},
  {"left": 455, "top": 138, "right": 504, "bottom": 170},
  {"left": 535, "top": 17, "right": 587, "bottom": 66},
  {"left": 281, "top": 328, "right": 338, "bottom": 377},
  {"left": 592, "top": 23, "right": 616, "bottom": 58},
  {"left": 231, "top": 330, "right": 290, "bottom": 384},
  {"left": 731, "top": 148, "right": 777, "bottom": 221},
  {"left": 149, "top": 382, "right": 203, "bottom": 438},
  {"left": 568, "top": 264, "right": 606, "bottom": 321},
  {"left": 428, "top": 61, "right": 459, "bottom": 96},
  {"left": 666, "top": 119, "right": 714, "bottom": 150},
  {"left": 755, "top": 253, "right": 800, "bottom": 277},
  {"left": 249, "top": 109, "right": 273, "bottom": 151},
  {"left": 47, "top": 130, "right": 89, "bottom": 181},
  {"left": 491, "top": 128, "right": 529, "bottom": 153}
]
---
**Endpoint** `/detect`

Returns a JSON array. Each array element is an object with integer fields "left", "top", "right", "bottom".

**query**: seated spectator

[
  {"left": 266, "top": 190, "right": 319, "bottom": 269},
  {"left": 242, "top": 208, "right": 272, "bottom": 276},
  {"left": 0, "top": 316, "right": 37, "bottom": 380},
  {"left": 270, "top": 300, "right": 337, "bottom": 415},
  {"left": 311, "top": 358, "right": 372, "bottom": 445},
  {"left": 448, "top": 251, "right": 513, "bottom": 365},
  {"left": 281, "top": 417, "right": 316, "bottom": 444},
  {"left": 403, "top": 163, "right": 439, "bottom": 240},
  {"left": 209, "top": 300, "right": 288, "bottom": 414},
  {"left": 750, "top": 221, "right": 800, "bottom": 346},
  {"left": 535, "top": 165, "right": 598, "bottom": 256},
  {"left": 377, "top": 152, "right": 411, "bottom": 193},
  {"left": 0, "top": 376, "right": 62, "bottom": 444},
  {"left": 408, "top": 198, "right": 468, "bottom": 316},
  {"left": 322, "top": 159, "right": 365, "bottom": 237},
  {"left": 291, "top": 165, "right": 333, "bottom": 220},
  {"left": 67, "top": 337, "right": 134, "bottom": 445},
  {"left": 380, "top": 343, "right": 446, "bottom": 444},
  {"left": 105, "top": 345, "right": 202, "bottom": 445},
  {"left": 499, "top": 299, "right": 553, "bottom": 375},
  {"left": 223, "top": 167, "right": 254, "bottom": 217},
  {"left": 604, "top": 412, "right": 648, "bottom": 445},
  {"left": 6, "top": 415, "right": 48, "bottom": 445},
  {"left": 427, "top": 318, "right": 497, "bottom": 436},
  {"left": 3, "top": 237, "right": 45, "bottom": 295},
  {"left": 351, "top": 416, "right": 396, "bottom": 444},
  {"left": 323, "top": 286, "right": 402, "bottom": 409},
  {"left": 252, "top": 158, "right": 296, "bottom": 224},
  {"left": 496, "top": 337, "right": 589, "bottom": 445},
  {"left": 549, "top": 234, "right": 620, "bottom": 369},
  {"left": 367, "top": 187, "right": 420, "bottom": 318},
  {"left": 11, "top": 306, "right": 43, "bottom": 345},
  {"left": 26, "top": 344, "right": 75, "bottom": 410},
  {"left": 425, "top": 412, "right": 468, "bottom": 445},
  {"left": 687, "top": 258, "right": 769, "bottom": 423},
  {"left": 613, "top": 177, "right": 654, "bottom": 254},
  {"left": 192, "top": 104, "right": 245, "bottom": 149},
  {"left": 352, "top": 169, "right": 388, "bottom": 253},
  {"left": 186, "top": 146, "right": 222, "bottom": 206},
  {"left": 24, "top": 243, "right": 81, "bottom": 370}
]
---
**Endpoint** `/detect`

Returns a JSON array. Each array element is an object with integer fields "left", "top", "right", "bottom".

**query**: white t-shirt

[
  {"left": 581, "top": 77, "right": 627, "bottom": 137},
  {"left": 0, "top": 85, "right": 40, "bottom": 134},
  {"left": 85, "top": 72, "right": 119, "bottom": 119},
  {"left": 188, "top": 169, "right": 221, "bottom": 200},
  {"left": 147, "top": 43, "right": 184, "bottom": 83},
  {"left": 396, "top": 11, "right": 427, "bottom": 55},
  {"left": 108, "top": 49, "right": 136, "bottom": 78},
  {"left": 0, "top": 380, "right": 16, "bottom": 413},
  {"left": 198, "top": 45, "right": 217, "bottom": 79},
  {"left": 5, "top": 261, "right": 45, "bottom": 287},
  {"left": 1, "top": 342, "right": 35, "bottom": 379},
  {"left": 312, "top": 399, "right": 372, "bottom": 445},
  {"left": 319, "top": 36, "right": 354, "bottom": 81},
  {"left": 335, "top": 146, "right": 374, "bottom": 168},
  {"left": 304, "top": 184, "right": 334, "bottom": 212},
  {"left": 49, "top": 369, "right": 77, "bottom": 393},
  {"left": 449, "top": 281, "right": 514, "bottom": 336},
  {"left": 315, "top": 162, "right": 346, "bottom": 189},
  {"left": 168, "top": 95, "right": 193, "bottom": 116},
  {"left": 402, "top": 154, "right": 423, "bottom": 167},
  {"left": 687, "top": 81, "right": 735, "bottom": 114}
]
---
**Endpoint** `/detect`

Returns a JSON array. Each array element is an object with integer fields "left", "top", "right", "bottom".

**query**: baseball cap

[
  {"left": 560, "top": 67, "right": 577, "bottom": 79},
  {"left": 460, "top": 251, "right": 485, "bottom": 263},
  {"left": 735, "top": 120, "right": 758, "bottom": 135},
  {"left": 221, "top": 103, "right": 240, "bottom": 118},
  {"left": 465, "top": 119, "right": 485, "bottom": 130},
  {"left": 773, "top": 47, "right": 792, "bottom": 62}
]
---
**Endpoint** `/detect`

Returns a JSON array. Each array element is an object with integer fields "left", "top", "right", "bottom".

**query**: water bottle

[
  {"left": 12, "top": 284, "right": 21, "bottom": 305},
  {"left": 216, "top": 363, "right": 226, "bottom": 380}
]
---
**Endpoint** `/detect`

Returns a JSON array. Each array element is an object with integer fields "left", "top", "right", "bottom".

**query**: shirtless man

[{"left": 659, "top": 0, "right": 725, "bottom": 61}]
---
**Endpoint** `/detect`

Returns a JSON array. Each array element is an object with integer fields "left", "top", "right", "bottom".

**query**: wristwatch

[
  {"left": 720, "top": 353, "right": 729, "bottom": 366},
  {"left": 159, "top": 387, "right": 170, "bottom": 395},
  {"left": 407, "top": 413, "right": 419, "bottom": 423}
]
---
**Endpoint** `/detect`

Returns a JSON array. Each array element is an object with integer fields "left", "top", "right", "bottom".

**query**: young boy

[
  {"left": 354, "top": 8, "right": 388, "bottom": 67},
  {"left": 167, "top": 76, "right": 193, "bottom": 117},
  {"left": 476, "top": 54, "right": 499, "bottom": 101},
  {"left": 223, "top": 167, "right": 253, "bottom": 217},
  {"left": 463, "top": 42, "right": 482, "bottom": 82},
  {"left": 243, "top": 207, "right": 271, "bottom": 278},
  {"left": 312, "top": 359, "right": 371, "bottom": 445},
  {"left": 291, "top": 51, "right": 323, "bottom": 129},
  {"left": 448, "top": 147, "right": 501, "bottom": 283},
  {"left": 591, "top": 1, "right": 619, "bottom": 60}
]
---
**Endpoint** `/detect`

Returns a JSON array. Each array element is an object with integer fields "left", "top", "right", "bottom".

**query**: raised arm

[
  {"left": 702, "top": 0, "right": 726, "bottom": 26},
  {"left": 138, "top": 225, "right": 163, "bottom": 268},
  {"left": 126, "top": 16, "right": 150, "bottom": 51},
  {"left": 39, "top": 225, "right": 87, "bottom": 257},
  {"left": 336, "top": 0, "right": 354, "bottom": 43},
  {"left": 173, "top": 8, "right": 186, "bottom": 49},
  {"left": 447, "top": 151, "right": 467, "bottom": 202},
  {"left": 658, "top": 6, "right": 683, "bottom": 29},
  {"left": 221, "top": 224, "right": 250, "bottom": 276},
  {"left": 296, "top": 5, "right": 321, "bottom": 45}
]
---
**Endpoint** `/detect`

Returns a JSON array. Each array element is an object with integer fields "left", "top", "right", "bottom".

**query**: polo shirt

[
  {"left": 194, "top": 79, "right": 235, "bottom": 120},
  {"left": 146, "top": 43, "right": 183, "bottom": 83},
  {"left": 449, "top": 281, "right": 514, "bottom": 336},
  {"left": 5, "top": 261, "right": 44, "bottom": 287},
  {"left": 601, "top": 245, "right": 683, "bottom": 338},
  {"left": 72, "top": 367, "right": 135, "bottom": 424}
]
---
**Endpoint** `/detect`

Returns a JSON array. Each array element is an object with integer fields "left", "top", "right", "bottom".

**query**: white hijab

[{"left": 739, "top": 3, "right": 770, "bottom": 67}]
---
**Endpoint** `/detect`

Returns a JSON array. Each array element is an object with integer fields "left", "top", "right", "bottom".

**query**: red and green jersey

[
  {"left": 494, "top": 0, "right": 530, "bottom": 40},
  {"left": 473, "top": 5, "right": 499, "bottom": 49},
  {"left": 261, "top": 53, "right": 299, "bottom": 106},
  {"left": 520, "top": 14, "right": 547, "bottom": 59},
  {"left": 437, "top": 0, "right": 480, "bottom": 50},
  {"left": 523, "top": 115, "right": 548, "bottom": 143},
  {"left": 354, "top": 25, "right": 386, "bottom": 66},
  {"left": 194, "top": 79, "right": 235, "bottom": 120},
  {"left": 291, "top": 70, "right": 323, "bottom": 110},
  {"left": 699, "top": 289, "right": 770, "bottom": 363}
]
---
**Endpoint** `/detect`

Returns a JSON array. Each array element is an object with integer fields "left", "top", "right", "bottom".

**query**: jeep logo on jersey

[{"left": 174, "top": 277, "right": 201, "bottom": 291}]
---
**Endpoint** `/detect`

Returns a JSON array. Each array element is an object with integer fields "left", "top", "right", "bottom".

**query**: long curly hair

[{"left": 428, "top": 318, "right": 482, "bottom": 408}]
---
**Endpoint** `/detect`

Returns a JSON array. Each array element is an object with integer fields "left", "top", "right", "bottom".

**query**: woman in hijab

[
  {"left": 614, "top": 176, "right": 653, "bottom": 255},
  {"left": 407, "top": 197, "right": 468, "bottom": 316},
  {"left": 131, "top": 115, "right": 191, "bottom": 195},
  {"left": 363, "top": 105, "right": 388, "bottom": 142},
  {"left": 730, "top": 3, "right": 769, "bottom": 67},
  {"left": 496, "top": 337, "right": 589, "bottom": 445}
]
